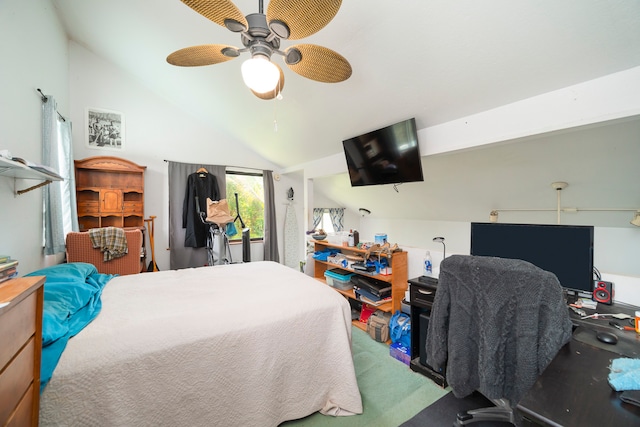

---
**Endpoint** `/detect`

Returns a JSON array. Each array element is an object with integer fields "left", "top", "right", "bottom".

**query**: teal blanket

[{"left": 26, "top": 262, "right": 114, "bottom": 391}]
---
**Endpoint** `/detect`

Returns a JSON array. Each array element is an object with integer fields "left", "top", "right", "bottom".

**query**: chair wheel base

[
  {"left": 457, "top": 411, "right": 473, "bottom": 422},
  {"left": 453, "top": 403, "right": 516, "bottom": 426}
]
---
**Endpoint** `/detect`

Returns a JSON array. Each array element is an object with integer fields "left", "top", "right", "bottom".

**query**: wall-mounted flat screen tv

[
  {"left": 470, "top": 222, "right": 595, "bottom": 299},
  {"left": 342, "top": 117, "right": 424, "bottom": 187}
]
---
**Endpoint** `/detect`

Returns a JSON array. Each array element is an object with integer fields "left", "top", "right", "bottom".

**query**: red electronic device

[{"left": 593, "top": 281, "right": 614, "bottom": 305}]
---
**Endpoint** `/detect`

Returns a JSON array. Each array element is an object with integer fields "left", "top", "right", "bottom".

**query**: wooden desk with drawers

[{"left": 0, "top": 276, "right": 45, "bottom": 426}]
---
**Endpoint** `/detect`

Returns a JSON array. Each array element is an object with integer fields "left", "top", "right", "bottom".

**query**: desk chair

[
  {"left": 425, "top": 255, "right": 573, "bottom": 426},
  {"left": 65, "top": 229, "right": 143, "bottom": 275}
]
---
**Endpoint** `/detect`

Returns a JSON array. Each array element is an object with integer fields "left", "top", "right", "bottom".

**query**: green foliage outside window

[{"left": 226, "top": 173, "right": 264, "bottom": 239}]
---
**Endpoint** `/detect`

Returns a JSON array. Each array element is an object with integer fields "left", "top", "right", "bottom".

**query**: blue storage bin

[{"left": 324, "top": 269, "right": 355, "bottom": 290}]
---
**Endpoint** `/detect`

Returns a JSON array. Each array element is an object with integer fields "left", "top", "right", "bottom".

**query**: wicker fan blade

[
  {"left": 181, "top": 0, "right": 248, "bottom": 31},
  {"left": 267, "top": 0, "right": 341, "bottom": 40},
  {"left": 167, "top": 44, "right": 239, "bottom": 67},
  {"left": 284, "top": 44, "right": 351, "bottom": 83},
  {"left": 251, "top": 64, "right": 285, "bottom": 100}
]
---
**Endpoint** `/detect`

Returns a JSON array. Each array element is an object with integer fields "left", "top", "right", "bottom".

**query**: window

[
  {"left": 320, "top": 211, "right": 335, "bottom": 234},
  {"left": 226, "top": 171, "right": 264, "bottom": 240},
  {"left": 42, "top": 98, "right": 76, "bottom": 255}
]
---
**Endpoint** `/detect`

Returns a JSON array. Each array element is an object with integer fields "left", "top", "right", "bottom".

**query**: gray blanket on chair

[{"left": 426, "top": 255, "right": 573, "bottom": 405}]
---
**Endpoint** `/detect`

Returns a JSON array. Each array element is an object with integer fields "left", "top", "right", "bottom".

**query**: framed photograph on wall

[{"left": 86, "top": 107, "right": 125, "bottom": 150}]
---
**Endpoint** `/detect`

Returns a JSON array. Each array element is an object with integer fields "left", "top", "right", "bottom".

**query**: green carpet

[{"left": 280, "top": 327, "right": 448, "bottom": 427}]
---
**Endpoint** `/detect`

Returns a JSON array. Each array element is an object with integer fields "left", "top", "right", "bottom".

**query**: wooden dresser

[{"left": 0, "top": 276, "right": 44, "bottom": 427}]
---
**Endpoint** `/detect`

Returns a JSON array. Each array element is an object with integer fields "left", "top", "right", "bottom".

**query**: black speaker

[{"left": 593, "top": 280, "right": 614, "bottom": 305}]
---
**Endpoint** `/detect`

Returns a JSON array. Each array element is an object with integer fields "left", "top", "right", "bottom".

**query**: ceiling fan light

[{"left": 241, "top": 56, "right": 280, "bottom": 94}]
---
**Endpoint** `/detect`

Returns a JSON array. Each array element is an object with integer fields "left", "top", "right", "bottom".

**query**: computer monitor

[{"left": 470, "top": 222, "right": 594, "bottom": 299}]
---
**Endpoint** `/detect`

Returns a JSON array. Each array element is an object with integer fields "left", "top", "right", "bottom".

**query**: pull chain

[
  {"left": 273, "top": 99, "right": 278, "bottom": 132},
  {"left": 273, "top": 79, "right": 282, "bottom": 132}
]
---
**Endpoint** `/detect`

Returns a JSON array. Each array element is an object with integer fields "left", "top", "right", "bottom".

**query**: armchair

[
  {"left": 65, "top": 229, "right": 143, "bottom": 275},
  {"left": 426, "top": 255, "right": 572, "bottom": 426}
]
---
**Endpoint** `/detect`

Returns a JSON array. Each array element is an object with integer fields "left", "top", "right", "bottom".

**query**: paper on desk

[
  {"left": 578, "top": 298, "right": 597, "bottom": 309},
  {"left": 612, "top": 313, "right": 633, "bottom": 320}
]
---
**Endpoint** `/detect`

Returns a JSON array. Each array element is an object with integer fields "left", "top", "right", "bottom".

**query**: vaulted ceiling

[{"left": 51, "top": 0, "right": 640, "bottom": 169}]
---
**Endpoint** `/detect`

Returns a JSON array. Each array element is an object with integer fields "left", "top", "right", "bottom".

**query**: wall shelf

[{"left": 0, "top": 156, "right": 63, "bottom": 195}]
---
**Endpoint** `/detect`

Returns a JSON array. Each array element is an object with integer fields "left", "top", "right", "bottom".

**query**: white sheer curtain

[{"left": 42, "top": 96, "right": 78, "bottom": 255}]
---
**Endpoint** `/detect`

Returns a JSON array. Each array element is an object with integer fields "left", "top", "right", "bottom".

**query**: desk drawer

[
  {"left": 0, "top": 338, "right": 35, "bottom": 425},
  {"left": 0, "top": 291, "right": 36, "bottom": 370},
  {"left": 411, "top": 285, "right": 436, "bottom": 309}
]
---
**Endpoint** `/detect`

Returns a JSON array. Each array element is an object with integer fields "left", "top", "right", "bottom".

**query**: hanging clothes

[{"left": 182, "top": 169, "right": 220, "bottom": 247}]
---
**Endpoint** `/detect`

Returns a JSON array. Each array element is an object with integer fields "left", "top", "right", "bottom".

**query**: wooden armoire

[{"left": 74, "top": 156, "right": 146, "bottom": 231}]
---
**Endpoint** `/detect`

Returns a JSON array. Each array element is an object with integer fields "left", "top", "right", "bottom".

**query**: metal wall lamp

[
  {"left": 489, "top": 182, "right": 640, "bottom": 227},
  {"left": 433, "top": 237, "right": 446, "bottom": 259}
]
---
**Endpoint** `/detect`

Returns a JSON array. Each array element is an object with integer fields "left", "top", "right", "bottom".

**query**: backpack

[
  {"left": 367, "top": 310, "right": 391, "bottom": 342},
  {"left": 389, "top": 310, "right": 411, "bottom": 348}
]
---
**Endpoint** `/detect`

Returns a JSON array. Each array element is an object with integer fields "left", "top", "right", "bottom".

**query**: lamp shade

[{"left": 241, "top": 56, "right": 280, "bottom": 94}]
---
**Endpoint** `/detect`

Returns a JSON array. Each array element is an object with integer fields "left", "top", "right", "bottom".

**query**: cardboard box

[{"left": 390, "top": 342, "right": 411, "bottom": 366}]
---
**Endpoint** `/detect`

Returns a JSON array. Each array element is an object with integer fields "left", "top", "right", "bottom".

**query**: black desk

[{"left": 518, "top": 301, "right": 640, "bottom": 426}]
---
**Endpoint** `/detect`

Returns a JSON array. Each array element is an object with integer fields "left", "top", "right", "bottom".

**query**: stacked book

[
  {"left": 351, "top": 275, "right": 392, "bottom": 306},
  {"left": 0, "top": 255, "right": 18, "bottom": 284}
]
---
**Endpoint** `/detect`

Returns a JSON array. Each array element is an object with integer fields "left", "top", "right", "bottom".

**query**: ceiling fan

[{"left": 167, "top": 0, "right": 352, "bottom": 100}]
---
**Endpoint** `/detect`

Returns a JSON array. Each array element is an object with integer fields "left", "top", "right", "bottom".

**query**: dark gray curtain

[
  {"left": 168, "top": 161, "right": 226, "bottom": 269},
  {"left": 263, "top": 170, "right": 279, "bottom": 262}
]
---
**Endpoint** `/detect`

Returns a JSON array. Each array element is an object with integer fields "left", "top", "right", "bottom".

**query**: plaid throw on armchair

[{"left": 89, "top": 227, "right": 129, "bottom": 261}]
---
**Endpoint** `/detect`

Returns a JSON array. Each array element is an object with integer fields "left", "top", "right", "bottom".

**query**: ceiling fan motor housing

[{"left": 242, "top": 13, "right": 281, "bottom": 59}]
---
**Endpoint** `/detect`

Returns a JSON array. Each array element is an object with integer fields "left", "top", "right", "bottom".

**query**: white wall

[
  {"left": 0, "top": 0, "right": 290, "bottom": 274},
  {"left": 67, "top": 41, "right": 288, "bottom": 270},
  {"left": 2, "top": 1, "right": 638, "bottom": 307},
  {"left": 325, "top": 191, "right": 640, "bottom": 307},
  {"left": 0, "top": 0, "right": 69, "bottom": 274},
  {"left": 301, "top": 69, "right": 640, "bottom": 307}
]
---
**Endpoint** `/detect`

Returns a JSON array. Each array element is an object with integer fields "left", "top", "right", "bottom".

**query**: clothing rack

[{"left": 37, "top": 88, "right": 66, "bottom": 122}]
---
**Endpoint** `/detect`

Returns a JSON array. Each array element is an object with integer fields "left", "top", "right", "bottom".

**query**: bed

[{"left": 32, "top": 261, "right": 362, "bottom": 426}]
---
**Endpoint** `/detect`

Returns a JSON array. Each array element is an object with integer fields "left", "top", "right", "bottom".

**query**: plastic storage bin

[
  {"left": 390, "top": 342, "right": 411, "bottom": 366},
  {"left": 324, "top": 268, "right": 355, "bottom": 290}
]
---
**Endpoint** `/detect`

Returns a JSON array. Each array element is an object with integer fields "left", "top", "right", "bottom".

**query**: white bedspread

[{"left": 40, "top": 261, "right": 362, "bottom": 426}]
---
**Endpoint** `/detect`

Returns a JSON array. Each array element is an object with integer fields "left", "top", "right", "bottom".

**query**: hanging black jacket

[{"left": 182, "top": 171, "right": 220, "bottom": 247}]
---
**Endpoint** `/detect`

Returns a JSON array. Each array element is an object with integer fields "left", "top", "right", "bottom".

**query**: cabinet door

[{"left": 100, "top": 189, "right": 123, "bottom": 212}]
